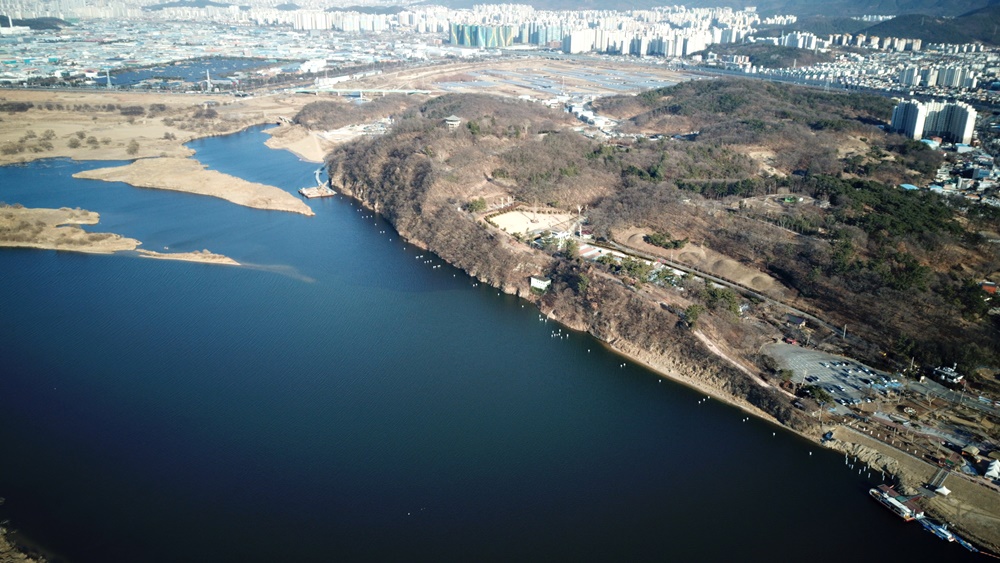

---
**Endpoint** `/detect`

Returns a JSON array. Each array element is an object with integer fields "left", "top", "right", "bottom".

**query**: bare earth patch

[
  {"left": 264, "top": 124, "right": 330, "bottom": 163},
  {"left": 490, "top": 209, "right": 576, "bottom": 235},
  {"left": 72, "top": 157, "right": 314, "bottom": 216}
]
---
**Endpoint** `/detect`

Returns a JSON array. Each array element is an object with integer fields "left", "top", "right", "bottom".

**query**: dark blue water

[
  {"left": 0, "top": 127, "right": 979, "bottom": 562},
  {"left": 110, "top": 58, "right": 272, "bottom": 87}
]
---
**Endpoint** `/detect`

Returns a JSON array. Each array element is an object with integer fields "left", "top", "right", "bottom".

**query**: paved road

[{"left": 907, "top": 377, "right": 1000, "bottom": 418}]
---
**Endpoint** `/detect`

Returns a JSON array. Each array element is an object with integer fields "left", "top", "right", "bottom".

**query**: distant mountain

[
  {"left": 751, "top": 0, "right": 988, "bottom": 17},
  {"left": 860, "top": 5, "right": 1000, "bottom": 44},
  {"left": 418, "top": 0, "right": 987, "bottom": 17},
  {"left": 275, "top": 3, "right": 300, "bottom": 10},
  {"left": 755, "top": 16, "right": 870, "bottom": 38},
  {"left": 0, "top": 16, "right": 69, "bottom": 29},
  {"left": 325, "top": 5, "right": 405, "bottom": 14},
  {"left": 697, "top": 44, "right": 835, "bottom": 68},
  {"left": 144, "top": 0, "right": 233, "bottom": 10}
]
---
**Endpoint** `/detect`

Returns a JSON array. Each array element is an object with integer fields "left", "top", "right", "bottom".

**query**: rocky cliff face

[{"left": 324, "top": 117, "right": 817, "bottom": 437}]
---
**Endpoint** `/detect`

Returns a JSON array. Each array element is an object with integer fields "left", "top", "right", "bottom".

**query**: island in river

[{"left": 0, "top": 88, "right": 323, "bottom": 260}]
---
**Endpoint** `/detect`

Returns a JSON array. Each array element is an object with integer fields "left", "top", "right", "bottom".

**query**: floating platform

[{"left": 299, "top": 185, "right": 336, "bottom": 199}]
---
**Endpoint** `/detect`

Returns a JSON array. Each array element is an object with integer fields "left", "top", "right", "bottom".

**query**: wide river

[{"left": 0, "top": 126, "right": 976, "bottom": 562}]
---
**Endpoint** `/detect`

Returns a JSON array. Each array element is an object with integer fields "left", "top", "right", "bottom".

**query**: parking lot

[{"left": 766, "top": 343, "right": 902, "bottom": 412}]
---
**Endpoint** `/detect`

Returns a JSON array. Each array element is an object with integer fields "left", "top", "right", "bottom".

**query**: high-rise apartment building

[{"left": 890, "top": 99, "right": 976, "bottom": 145}]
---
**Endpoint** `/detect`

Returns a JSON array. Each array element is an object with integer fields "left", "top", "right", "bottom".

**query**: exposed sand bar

[
  {"left": 73, "top": 157, "right": 314, "bottom": 216},
  {"left": 138, "top": 249, "right": 240, "bottom": 266},
  {"left": 0, "top": 205, "right": 139, "bottom": 253},
  {"left": 0, "top": 205, "right": 238, "bottom": 265},
  {"left": 264, "top": 124, "right": 329, "bottom": 163}
]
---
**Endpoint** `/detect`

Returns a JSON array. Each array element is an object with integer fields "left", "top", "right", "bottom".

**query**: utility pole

[{"left": 842, "top": 324, "right": 847, "bottom": 339}]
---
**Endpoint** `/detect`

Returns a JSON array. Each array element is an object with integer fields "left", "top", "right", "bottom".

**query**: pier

[
  {"left": 299, "top": 167, "right": 336, "bottom": 198},
  {"left": 299, "top": 185, "right": 336, "bottom": 198}
]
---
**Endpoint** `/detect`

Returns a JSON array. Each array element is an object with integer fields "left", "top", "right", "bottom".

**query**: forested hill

[
  {"left": 308, "top": 79, "right": 1000, "bottom": 397},
  {"left": 695, "top": 44, "right": 835, "bottom": 69}
]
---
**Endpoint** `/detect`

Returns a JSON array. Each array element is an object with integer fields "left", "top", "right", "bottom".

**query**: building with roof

[{"left": 890, "top": 99, "right": 976, "bottom": 145}]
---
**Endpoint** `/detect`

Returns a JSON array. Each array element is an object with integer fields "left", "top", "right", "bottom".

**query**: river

[{"left": 0, "top": 126, "right": 977, "bottom": 562}]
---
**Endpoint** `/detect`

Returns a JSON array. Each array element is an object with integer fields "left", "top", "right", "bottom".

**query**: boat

[
  {"left": 869, "top": 485, "right": 924, "bottom": 521},
  {"left": 954, "top": 535, "right": 979, "bottom": 553},
  {"left": 918, "top": 517, "right": 955, "bottom": 541}
]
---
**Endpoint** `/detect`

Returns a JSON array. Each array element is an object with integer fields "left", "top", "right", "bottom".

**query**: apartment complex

[{"left": 890, "top": 99, "right": 977, "bottom": 145}]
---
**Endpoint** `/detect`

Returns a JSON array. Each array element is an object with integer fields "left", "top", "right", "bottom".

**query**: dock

[
  {"left": 299, "top": 185, "right": 336, "bottom": 198},
  {"left": 299, "top": 167, "right": 336, "bottom": 198}
]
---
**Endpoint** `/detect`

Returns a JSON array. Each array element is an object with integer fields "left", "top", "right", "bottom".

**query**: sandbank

[
  {"left": 264, "top": 124, "right": 329, "bottom": 163},
  {"left": 0, "top": 205, "right": 140, "bottom": 253},
  {"left": 0, "top": 205, "right": 238, "bottom": 265},
  {"left": 73, "top": 157, "right": 314, "bottom": 216},
  {"left": 138, "top": 249, "right": 240, "bottom": 266}
]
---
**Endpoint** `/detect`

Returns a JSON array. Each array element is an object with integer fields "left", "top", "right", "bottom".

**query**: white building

[{"left": 890, "top": 99, "right": 976, "bottom": 145}]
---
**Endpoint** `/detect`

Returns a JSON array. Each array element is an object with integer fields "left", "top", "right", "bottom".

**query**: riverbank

[
  {"left": 0, "top": 529, "right": 40, "bottom": 563},
  {"left": 326, "top": 160, "right": 1000, "bottom": 557},
  {"left": 263, "top": 124, "right": 328, "bottom": 163},
  {"left": 1, "top": 89, "right": 320, "bottom": 216},
  {"left": 0, "top": 90, "right": 311, "bottom": 167},
  {"left": 831, "top": 426, "right": 1000, "bottom": 555}
]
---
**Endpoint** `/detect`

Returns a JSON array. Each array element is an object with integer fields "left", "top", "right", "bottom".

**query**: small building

[
  {"left": 530, "top": 276, "right": 551, "bottom": 292},
  {"left": 785, "top": 314, "right": 807, "bottom": 329},
  {"left": 444, "top": 115, "right": 462, "bottom": 130},
  {"left": 934, "top": 365, "right": 964, "bottom": 384},
  {"left": 900, "top": 183, "right": 920, "bottom": 191},
  {"left": 981, "top": 281, "right": 997, "bottom": 295}
]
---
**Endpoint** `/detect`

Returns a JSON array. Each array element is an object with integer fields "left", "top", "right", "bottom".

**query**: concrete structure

[{"left": 530, "top": 277, "right": 552, "bottom": 291}]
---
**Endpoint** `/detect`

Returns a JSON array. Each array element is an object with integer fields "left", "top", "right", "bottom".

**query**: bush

[
  {"left": 466, "top": 197, "right": 486, "bottom": 213},
  {"left": 126, "top": 140, "right": 140, "bottom": 156},
  {"left": 67, "top": 138, "right": 81, "bottom": 149}
]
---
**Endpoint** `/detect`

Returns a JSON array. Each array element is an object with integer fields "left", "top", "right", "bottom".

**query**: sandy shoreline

[
  {"left": 264, "top": 124, "right": 329, "bottom": 163},
  {"left": 138, "top": 249, "right": 240, "bottom": 266}
]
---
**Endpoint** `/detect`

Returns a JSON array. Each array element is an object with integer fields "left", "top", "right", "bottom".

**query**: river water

[{"left": 0, "top": 127, "right": 977, "bottom": 561}]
